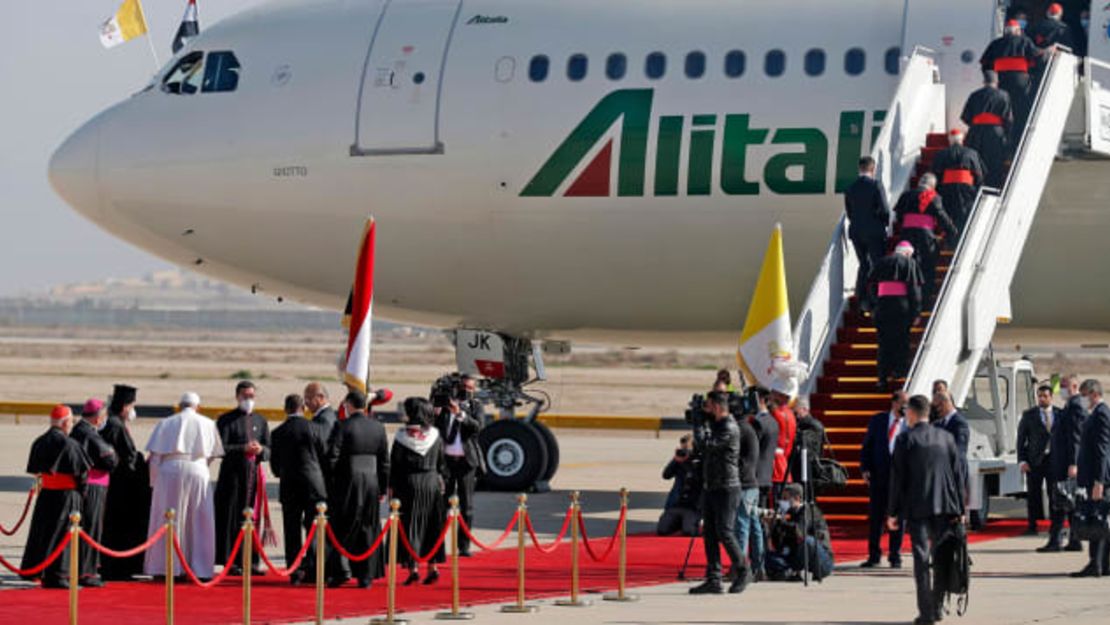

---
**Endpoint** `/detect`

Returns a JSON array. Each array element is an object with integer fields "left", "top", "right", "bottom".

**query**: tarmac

[{"left": 1, "top": 417, "right": 1108, "bottom": 624}]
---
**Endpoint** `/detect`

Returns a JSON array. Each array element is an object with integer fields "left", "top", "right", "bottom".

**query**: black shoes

[
  {"left": 356, "top": 577, "right": 373, "bottom": 589},
  {"left": 326, "top": 574, "right": 350, "bottom": 588},
  {"left": 403, "top": 570, "right": 421, "bottom": 586},
  {"left": 1036, "top": 543, "right": 1061, "bottom": 553},
  {"left": 78, "top": 575, "right": 104, "bottom": 588},
  {"left": 688, "top": 580, "right": 723, "bottom": 595},
  {"left": 859, "top": 560, "right": 879, "bottom": 568},
  {"left": 225, "top": 565, "right": 243, "bottom": 576},
  {"left": 1069, "top": 565, "right": 1102, "bottom": 578},
  {"left": 913, "top": 617, "right": 935, "bottom": 625},
  {"left": 423, "top": 569, "right": 440, "bottom": 585},
  {"left": 289, "top": 570, "right": 306, "bottom": 586},
  {"left": 890, "top": 560, "right": 903, "bottom": 569},
  {"left": 1065, "top": 542, "right": 1084, "bottom": 552},
  {"left": 728, "top": 570, "right": 751, "bottom": 594},
  {"left": 41, "top": 578, "right": 69, "bottom": 589}
]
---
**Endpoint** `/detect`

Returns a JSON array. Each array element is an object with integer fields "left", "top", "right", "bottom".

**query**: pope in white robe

[{"left": 144, "top": 392, "right": 224, "bottom": 579}]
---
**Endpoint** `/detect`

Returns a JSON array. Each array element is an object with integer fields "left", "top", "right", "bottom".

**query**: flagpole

[{"left": 135, "top": 0, "right": 162, "bottom": 71}]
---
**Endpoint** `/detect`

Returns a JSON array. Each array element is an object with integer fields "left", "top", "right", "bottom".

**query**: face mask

[
  {"left": 126, "top": 406, "right": 137, "bottom": 423},
  {"left": 1060, "top": 387, "right": 1070, "bottom": 400},
  {"left": 1081, "top": 19, "right": 1090, "bottom": 30},
  {"left": 95, "top": 418, "right": 107, "bottom": 432},
  {"left": 777, "top": 500, "right": 791, "bottom": 513},
  {"left": 239, "top": 398, "right": 255, "bottom": 414},
  {"left": 1079, "top": 396, "right": 1092, "bottom": 412},
  {"left": 1017, "top": 19, "right": 1028, "bottom": 31}
]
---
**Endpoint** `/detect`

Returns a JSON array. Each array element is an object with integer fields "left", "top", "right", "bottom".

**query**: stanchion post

[
  {"left": 436, "top": 496, "right": 474, "bottom": 620},
  {"left": 242, "top": 508, "right": 254, "bottom": 625},
  {"left": 370, "top": 500, "right": 408, "bottom": 625},
  {"left": 556, "top": 491, "right": 591, "bottom": 607},
  {"left": 69, "top": 511, "right": 81, "bottom": 625},
  {"left": 500, "top": 494, "right": 538, "bottom": 613},
  {"left": 604, "top": 488, "right": 639, "bottom": 602},
  {"left": 166, "top": 509, "right": 176, "bottom": 625},
  {"left": 315, "top": 503, "right": 327, "bottom": 625}
]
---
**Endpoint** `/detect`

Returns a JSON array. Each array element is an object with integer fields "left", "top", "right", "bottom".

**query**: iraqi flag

[
  {"left": 172, "top": 0, "right": 200, "bottom": 54},
  {"left": 343, "top": 218, "right": 377, "bottom": 394}
]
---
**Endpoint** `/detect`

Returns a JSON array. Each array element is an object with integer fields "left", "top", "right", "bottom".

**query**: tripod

[{"left": 677, "top": 514, "right": 703, "bottom": 580}]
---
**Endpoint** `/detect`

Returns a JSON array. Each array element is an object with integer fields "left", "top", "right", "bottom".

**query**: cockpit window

[
  {"left": 162, "top": 51, "right": 241, "bottom": 95},
  {"left": 162, "top": 51, "right": 204, "bottom": 95}
]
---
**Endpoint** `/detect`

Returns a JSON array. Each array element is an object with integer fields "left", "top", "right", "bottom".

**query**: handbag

[
  {"left": 814, "top": 457, "right": 849, "bottom": 490},
  {"left": 1050, "top": 478, "right": 1077, "bottom": 514},
  {"left": 1072, "top": 495, "right": 1110, "bottom": 542}
]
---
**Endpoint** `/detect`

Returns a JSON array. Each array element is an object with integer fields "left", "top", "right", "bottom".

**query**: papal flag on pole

[
  {"left": 343, "top": 218, "right": 377, "bottom": 394},
  {"left": 737, "top": 223, "right": 805, "bottom": 391},
  {"left": 99, "top": 0, "right": 149, "bottom": 49}
]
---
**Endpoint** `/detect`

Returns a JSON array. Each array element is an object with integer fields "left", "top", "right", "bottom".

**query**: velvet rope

[
  {"left": 0, "top": 530, "right": 72, "bottom": 577},
  {"left": 252, "top": 522, "right": 316, "bottom": 577},
  {"left": 578, "top": 505, "right": 625, "bottom": 563},
  {"left": 0, "top": 487, "right": 35, "bottom": 536},
  {"left": 396, "top": 516, "right": 451, "bottom": 564},
  {"left": 325, "top": 518, "right": 391, "bottom": 562},
  {"left": 173, "top": 528, "right": 244, "bottom": 588},
  {"left": 78, "top": 525, "right": 168, "bottom": 559},
  {"left": 456, "top": 511, "right": 519, "bottom": 551},
  {"left": 523, "top": 508, "right": 574, "bottom": 555}
]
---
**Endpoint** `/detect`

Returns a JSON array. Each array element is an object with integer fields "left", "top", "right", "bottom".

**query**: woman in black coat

[{"left": 391, "top": 397, "right": 447, "bottom": 585}]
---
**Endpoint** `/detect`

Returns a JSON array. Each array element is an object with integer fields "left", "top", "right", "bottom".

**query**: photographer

[
  {"left": 657, "top": 434, "right": 702, "bottom": 537},
  {"left": 432, "top": 374, "right": 485, "bottom": 557},
  {"left": 765, "top": 483, "right": 834, "bottom": 582},
  {"left": 689, "top": 391, "right": 750, "bottom": 595}
]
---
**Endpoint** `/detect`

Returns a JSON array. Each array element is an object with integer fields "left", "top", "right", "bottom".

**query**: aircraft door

[
  {"left": 1086, "top": 6, "right": 1110, "bottom": 155},
  {"left": 352, "top": 0, "right": 463, "bottom": 155}
]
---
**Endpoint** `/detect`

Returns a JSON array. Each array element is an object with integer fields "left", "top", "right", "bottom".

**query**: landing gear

[{"left": 452, "top": 330, "right": 560, "bottom": 493}]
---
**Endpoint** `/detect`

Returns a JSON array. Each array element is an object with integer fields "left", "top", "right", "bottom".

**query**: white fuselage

[{"left": 49, "top": 0, "right": 1110, "bottom": 344}]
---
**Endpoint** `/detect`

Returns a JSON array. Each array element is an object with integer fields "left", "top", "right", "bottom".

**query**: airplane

[{"left": 47, "top": 0, "right": 1110, "bottom": 491}]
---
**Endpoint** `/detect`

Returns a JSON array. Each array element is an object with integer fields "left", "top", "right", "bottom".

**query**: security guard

[
  {"left": 930, "top": 129, "right": 984, "bottom": 234},
  {"left": 981, "top": 20, "right": 1040, "bottom": 144},
  {"left": 961, "top": 71, "right": 1013, "bottom": 188},
  {"left": 891, "top": 173, "right": 958, "bottom": 303}
]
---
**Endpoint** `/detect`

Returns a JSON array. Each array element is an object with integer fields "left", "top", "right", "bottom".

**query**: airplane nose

[{"left": 48, "top": 120, "right": 101, "bottom": 218}]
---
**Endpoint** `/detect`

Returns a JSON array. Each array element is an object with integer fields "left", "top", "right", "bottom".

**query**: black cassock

[
  {"left": 99, "top": 414, "right": 151, "bottom": 580},
  {"left": 69, "top": 420, "right": 118, "bottom": 580},
  {"left": 326, "top": 411, "right": 390, "bottom": 584},
  {"left": 214, "top": 408, "right": 271, "bottom": 568},
  {"left": 390, "top": 430, "right": 447, "bottom": 568},
  {"left": 22, "top": 428, "right": 90, "bottom": 586},
  {"left": 868, "top": 253, "right": 923, "bottom": 383},
  {"left": 961, "top": 86, "right": 1013, "bottom": 188},
  {"left": 930, "top": 144, "right": 985, "bottom": 234},
  {"left": 893, "top": 188, "right": 958, "bottom": 302},
  {"left": 980, "top": 33, "right": 1039, "bottom": 143}
]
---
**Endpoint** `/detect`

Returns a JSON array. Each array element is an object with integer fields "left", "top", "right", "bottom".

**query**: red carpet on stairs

[{"left": 0, "top": 520, "right": 1030, "bottom": 625}]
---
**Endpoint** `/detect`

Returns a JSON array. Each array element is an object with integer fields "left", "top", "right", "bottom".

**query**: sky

[{"left": 0, "top": 1, "right": 264, "bottom": 296}]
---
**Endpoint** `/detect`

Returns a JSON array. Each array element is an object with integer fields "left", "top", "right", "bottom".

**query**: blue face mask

[
  {"left": 1017, "top": 19, "right": 1028, "bottom": 31},
  {"left": 1081, "top": 19, "right": 1090, "bottom": 30}
]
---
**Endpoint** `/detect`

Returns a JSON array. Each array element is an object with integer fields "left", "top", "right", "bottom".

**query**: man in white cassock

[{"left": 145, "top": 392, "right": 224, "bottom": 579}]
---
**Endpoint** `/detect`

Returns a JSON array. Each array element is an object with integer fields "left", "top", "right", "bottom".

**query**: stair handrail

[
  {"left": 793, "top": 46, "right": 944, "bottom": 395},
  {"left": 904, "top": 49, "right": 1078, "bottom": 408}
]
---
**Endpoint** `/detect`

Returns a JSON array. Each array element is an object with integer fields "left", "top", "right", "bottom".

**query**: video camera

[
  {"left": 430, "top": 373, "right": 470, "bottom": 409},
  {"left": 684, "top": 388, "right": 761, "bottom": 426}
]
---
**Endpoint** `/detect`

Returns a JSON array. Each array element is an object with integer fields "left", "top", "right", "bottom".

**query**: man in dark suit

[
  {"left": 435, "top": 392, "right": 484, "bottom": 557},
  {"left": 1017, "top": 385, "right": 1058, "bottom": 536},
  {"left": 751, "top": 387, "right": 780, "bottom": 510},
  {"left": 1071, "top": 380, "right": 1110, "bottom": 578},
  {"left": 460, "top": 374, "right": 488, "bottom": 427},
  {"left": 1043, "top": 374, "right": 1086, "bottom": 552},
  {"left": 305, "top": 382, "right": 339, "bottom": 446},
  {"left": 888, "top": 395, "right": 966, "bottom": 625},
  {"left": 932, "top": 391, "right": 970, "bottom": 474},
  {"left": 860, "top": 391, "right": 908, "bottom": 568},
  {"left": 844, "top": 156, "right": 890, "bottom": 304},
  {"left": 270, "top": 394, "right": 329, "bottom": 585}
]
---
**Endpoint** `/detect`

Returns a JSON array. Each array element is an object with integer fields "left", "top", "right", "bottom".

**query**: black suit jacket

[
  {"left": 888, "top": 423, "right": 966, "bottom": 520},
  {"left": 270, "top": 415, "right": 328, "bottom": 505},
  {"left": 1076, "top": 402, "right": 1110, "bottom": 490},
  {"left": 860, "top": 411, "right": 902, "bottom": 487},
  {"left": 844, "top": 175, "right": 890, "bottom": 240},
  {"left": 934, "top": 412, "right": 970, "bottom": 458},
  {"left": 435, "top": 407, "right": 484, "bottom": 472},
  {"left": 1016, "top": 406, "right": 1057, "bottom": 469},
  {"left": 311, "top": 405, "right": 339, "bottom": 447},
  {"left": 1049, "top": 395, "right": 1086, "bottom": 481}
]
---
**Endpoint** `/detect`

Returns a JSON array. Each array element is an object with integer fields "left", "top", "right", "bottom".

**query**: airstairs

[{"left": 792, "top": 48, "right": 1079, "bottom": 522}]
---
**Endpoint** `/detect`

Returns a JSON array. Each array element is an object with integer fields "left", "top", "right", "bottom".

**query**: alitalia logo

[{"left": 521, "top": 89, "right": 883, "bottom": 198}]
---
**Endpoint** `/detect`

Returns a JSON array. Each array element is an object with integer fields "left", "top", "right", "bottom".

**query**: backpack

[{"left": 932, "top": 521, "right": 971, "bottom": 616}]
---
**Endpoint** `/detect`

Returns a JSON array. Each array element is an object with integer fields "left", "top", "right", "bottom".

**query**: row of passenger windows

[{"left": 529, "top": 47, "right": 901, "bottom": 83}]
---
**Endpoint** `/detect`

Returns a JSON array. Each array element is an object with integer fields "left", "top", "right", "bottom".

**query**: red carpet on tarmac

[{"left": 0, "top": 521, "right": 1029, "bottom": 625}]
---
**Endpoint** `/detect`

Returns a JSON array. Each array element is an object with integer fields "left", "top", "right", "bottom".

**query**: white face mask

[
  {"left": 1079, "top": 396, "right": 1092, "bottom": 412},
  {"left": 777, "top": 500, "right": 791, "bottom": 513},
  {"left": 126, "top": 406, "right": 137, "bottom": 422},
  {"left": 239, "top": 398, "right": 256, "bottom": 414},
  {"left": 1060, "top": 387, "right": 1070, "bottom": 400}
]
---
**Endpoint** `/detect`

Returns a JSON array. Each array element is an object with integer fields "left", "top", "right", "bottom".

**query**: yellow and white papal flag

[
  {"left": 100, "top": 0, "right": 149, "bottom": 49},
  {"left": 737, "top": 223, "right": 805, "bottom": 391}
]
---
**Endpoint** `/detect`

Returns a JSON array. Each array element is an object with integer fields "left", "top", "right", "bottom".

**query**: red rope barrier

[
  {"left": 0, "top": 531, "right": 72, "bottom": 577},
  {"left": 456, "top": 511, "right": 519, "bottom": 551},
  {"left": 78, "top": 525, "right": 168, "bottom": 559},
  {"left": 325, "top": 518, "right": 390, "bottom": 562},
  {"left": 578, "top": 506, "right": 625, "bottom": 563},
  {"left": 253, "top": 522, "right": 316, "bottom": 577},
  {"left": 396, "top": 518, "right": 451, "bottom": 564},
  {"left": 174, "top": 528, "right": 244, "bottom": 588},
  {"left": 0, "top": 487, "right": 35, "bottom": 536},
  {"left": 524, "top": 508, "right": 574, "bottom": 555}
]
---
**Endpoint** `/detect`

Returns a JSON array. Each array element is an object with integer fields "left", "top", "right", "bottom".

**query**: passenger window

[
  {"left": 567, "top": 54, "right": 588, "bottom": 81},
  {"left": 606, "top": 53, "right": 627, "bottom": 80},
  {"left": 845, "top": 48, "right": 866, "bottom": 76},
  {"left": 804, "top": 49, "right": 825, "bottom": 76},
  {"left": 685, "top": 51, "right": 706, "bottom": 79},
  {"left": 645, "top": 52, "right": 666, "bottom": 80},
  {"left": 162, "top": 51, "right": 204, "bottom": 95},
  {"left": 529, "top": 55, "right": 549, "bottom": 82},
  {"left": 201, "top": 51, "right": 241, "bottom": 93},
  {"left": 724, "top": 50, "right": 746, "bottom": 78},
  {"left": 765, "top": 49, "right": 786, "bottom": 77},
  {"left": 885, "top": 47, "right": 901, "bottom": 75}
]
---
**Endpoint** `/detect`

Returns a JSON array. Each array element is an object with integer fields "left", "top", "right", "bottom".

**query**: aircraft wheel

[
  {"left": 531, "top": 420, "right": 560, "bottom": 483},
  {"left": 479, "top": 420, "right": 550, "bottom": 492}
]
